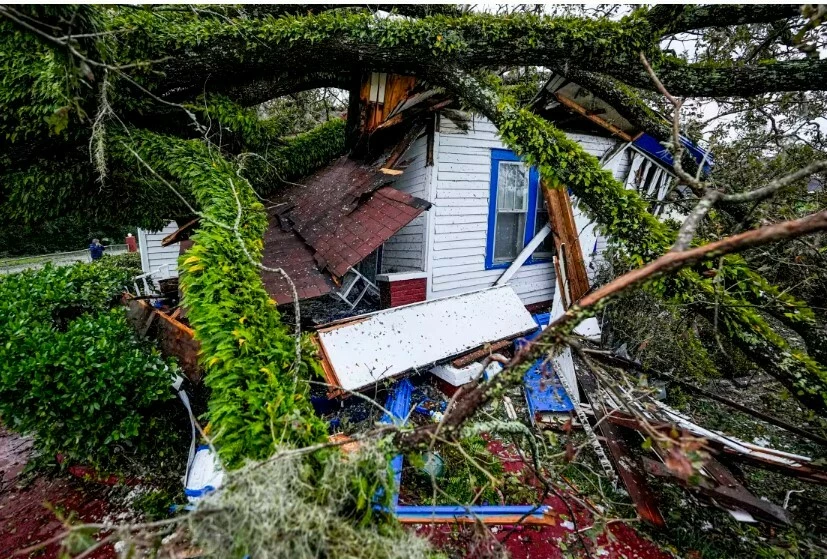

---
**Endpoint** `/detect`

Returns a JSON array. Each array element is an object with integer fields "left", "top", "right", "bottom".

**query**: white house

[{"left": 138, "top": 73, "right": 709, "bottom": 320}]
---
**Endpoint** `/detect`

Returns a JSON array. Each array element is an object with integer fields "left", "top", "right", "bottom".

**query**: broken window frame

[{"left": 486, "top": 149, "right": 552, "bottom": 270}]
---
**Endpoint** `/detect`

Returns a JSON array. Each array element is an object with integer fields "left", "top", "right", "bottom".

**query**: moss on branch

[{"left": 111, "top": 129, "right": 329, "bottom": 467}]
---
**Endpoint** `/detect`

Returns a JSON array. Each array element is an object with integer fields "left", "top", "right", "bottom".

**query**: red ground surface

[
  {"left": 1, "top": 427, "right": 672, "bottom": 558},
  {"left": 409, "top": 439, "right": 672, "bottom": 559},
  {"left": 0, "top": 429, "right": 117, "bottom": 559}
]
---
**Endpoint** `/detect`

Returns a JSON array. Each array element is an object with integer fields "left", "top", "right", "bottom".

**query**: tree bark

[
  {"left": 645, "top": 4, "right": 802, "bottom": 36},
  {"left": 95, "top": 10, "right": 827, "bottom": 106}
]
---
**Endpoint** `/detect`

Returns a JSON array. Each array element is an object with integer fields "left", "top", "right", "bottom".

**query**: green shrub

[
  {"left": 97, "top": 250, "right": 142, "bottom": 276},
  {"left": 0, "top": 261, "right": 175, "bottom": 469}
]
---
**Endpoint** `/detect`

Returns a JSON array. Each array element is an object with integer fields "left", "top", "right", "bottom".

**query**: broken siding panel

[
  {"left": 611, "top": 148, "right": 633, "bottom": 182},
  {"left": 382, "top": 134, "right": 430, "bottom": 272},
  {"left": 137, "top": 221, "right": 180, "bottom": 279}
]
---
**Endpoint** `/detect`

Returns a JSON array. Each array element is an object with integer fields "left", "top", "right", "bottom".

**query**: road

[{"left": 0, "top": 245, "right": 129, "bottom": 275}]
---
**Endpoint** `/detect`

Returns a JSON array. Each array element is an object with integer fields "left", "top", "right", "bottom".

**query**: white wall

[
  {"left": 576, "top": 142, "right": 636, "bottom": 282},
  {"left": 382, "top": 132, "right": 431, "bottom": 273},
  {"left": 427, "top": 115, "right": 627, "bottom": 307},
  {"left": 137, "top": 221, "right": 180, "bottom": 280}
]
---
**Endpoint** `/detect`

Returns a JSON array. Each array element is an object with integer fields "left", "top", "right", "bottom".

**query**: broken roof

[
  {"left": 261, "top": 155, "right": 430, "bottom": 304},
  {"left": 535, "top": 72, "right": 713, "bottom": 173}
]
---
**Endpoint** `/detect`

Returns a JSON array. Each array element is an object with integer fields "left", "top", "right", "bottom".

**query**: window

[
  {"left": 486, "top": 149, "right": 553, "bottom": 269},
  {"left": 493, "top": 161, "right": 529, "bottom": 263}
]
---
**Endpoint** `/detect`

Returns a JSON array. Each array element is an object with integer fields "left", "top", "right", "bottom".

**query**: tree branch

[
  {"left": 398, "top": 208, "right": 827, "bottom": 447},
  {"left": 645, "top": 4, "right": 803, "bottom": 36}
]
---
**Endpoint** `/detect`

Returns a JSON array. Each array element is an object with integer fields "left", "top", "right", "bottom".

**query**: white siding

[
  {"left": 575, "top": 142, "right": 633, "bottom": 283},
  {"left": 137, "top": 221, "right": 179, "bottom": 280},
  {"left": 382, "top": 133, "right": 430, "bottom": 273},
  {"left": 428, "top": 115, "right": 625, "bottom": 307}
]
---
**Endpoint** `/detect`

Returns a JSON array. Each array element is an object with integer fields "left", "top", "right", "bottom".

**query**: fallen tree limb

[
  {"left": 583, "top": 349, "right": 827, "bottom": 449},
  {"left": 397, "top": 208, "right": 827, "bottom": 447}
]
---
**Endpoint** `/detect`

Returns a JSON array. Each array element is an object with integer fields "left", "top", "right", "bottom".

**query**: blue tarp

[
  {"left": 515, "top": 314, "right": 575, "bottom": 422},
  {"left": 633, "top": 133, "right": 713, "bottom": 175},
  {"left": 379, "top": 378, "right": 414, "bottom": 511},
  {"left": 524, "top": 360, "right": 575, "bottom": 420}
]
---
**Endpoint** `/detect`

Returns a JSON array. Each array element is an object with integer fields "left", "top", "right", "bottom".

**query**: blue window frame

[{"left": 485, "top": 149, "right": 553, "bottom": 270}]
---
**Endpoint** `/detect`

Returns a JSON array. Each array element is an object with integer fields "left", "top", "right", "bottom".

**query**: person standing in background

[{"left": 89, "top": 238, "right": 105, "bottom": 261}]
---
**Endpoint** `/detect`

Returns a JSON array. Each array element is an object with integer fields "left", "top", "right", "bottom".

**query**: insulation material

[
  {"left": 430, "top": 359, "right": 504, "bottom": 387},
  {"left": 185, "top": 445, "right": 224, "bottom": 503},
  {"left": 316, "top": 286, "right": 536, "bottom": 393}
]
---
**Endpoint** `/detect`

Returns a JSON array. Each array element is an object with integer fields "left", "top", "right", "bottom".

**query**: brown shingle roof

[{"left": 261, "top": 156, "right": 430, "bottom": 305}]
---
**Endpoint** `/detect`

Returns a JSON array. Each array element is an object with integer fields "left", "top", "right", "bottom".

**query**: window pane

[
  {"left": 497, "top": 162, "right": 528, "bottom": 211},
  {"left": 534, "top": 184, "right": 554, "bottom": 256},
  {"left": 495, "top": 213, "right": 526, "bottom": 262}
]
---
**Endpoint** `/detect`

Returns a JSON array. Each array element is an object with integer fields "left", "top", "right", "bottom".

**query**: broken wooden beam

[
  {"left": 643, "top": 457, "right": 791, "bottom": 525},
  {"left": 554, "top": 93, "right": 634, "bottom": 142},
  {"left": 576, "top": 367, "right": 666, "bottom": 527},
  {"left": 604, "top": 410, "right": 827, "bottom": 485},
  {"left": 450, "top": 339, "right": 512, "bottom": 369},
  {"left": 544, "top": 184, "right": 590, "bottom": 304},
  {"left": 123, "top": 295, "right": 203, "bottom": 384},
  {"left": 583, "top": 349, "right": 827, "bottom": 448}
]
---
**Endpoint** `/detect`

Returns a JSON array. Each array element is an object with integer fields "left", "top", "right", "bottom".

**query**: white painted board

[
  {"left": 317, "top": 285, "right": 537, "bottom": 392},
  {"left": 137, "top": 221, "right": 179, "bottom": 280}
]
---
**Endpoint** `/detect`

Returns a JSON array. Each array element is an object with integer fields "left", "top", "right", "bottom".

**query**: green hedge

[{"left": 0, "top": 259, "right": 175, "bottom": 468}]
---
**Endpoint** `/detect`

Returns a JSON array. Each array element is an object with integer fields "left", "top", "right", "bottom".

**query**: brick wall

[{"left": 378, "top": 276, "right": 427, "bottom": 308}]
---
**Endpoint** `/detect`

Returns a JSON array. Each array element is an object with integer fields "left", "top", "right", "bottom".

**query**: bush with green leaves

[
  {"left": 97, "top": 250, "right": 143, "bottom": 276},
  {"left": 0, "top": 260, "right": 175, "bottom": 469}
]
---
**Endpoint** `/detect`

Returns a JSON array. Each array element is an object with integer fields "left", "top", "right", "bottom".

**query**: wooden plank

[
  {"left": 554, "top": 93, "right": 634, "bottom": 142},
  {"left": 495, "top": 224, "right": 552, "bottom": 286},
  {"left": 604, "top": 411, "right": 827, "bottom": 485},
  {"left": 644, "top": 457, "right": 791, "bottom": 525},
  {"left": 396, "top": 513, "right": 558, "bottom": 526},
  {"left": 383, "top": 124, "right": 425, "bottom": 170},
  {"left": 544, "top": 184, "right": 590, "bottom": 304},
  {"left": 310, "top": 334, "right": 344, "bottom": 399},
  {"left": 576, "top": 367, "right": 666, "bottom": 527},
  {"left": 161, "top": 218, "right": 199, "bottom": 247},
  {"left": 450, "top": 338, "right": 513, "bottom": 368}
]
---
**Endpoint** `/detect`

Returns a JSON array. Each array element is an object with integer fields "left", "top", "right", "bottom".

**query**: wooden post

[{"left": 543, "top": 182, "right": 590, "bottom": 304}]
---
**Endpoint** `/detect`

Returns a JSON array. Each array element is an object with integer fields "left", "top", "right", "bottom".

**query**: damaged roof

[{"left": 261, "top": 155, "right": 430, "bottom": 304}]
